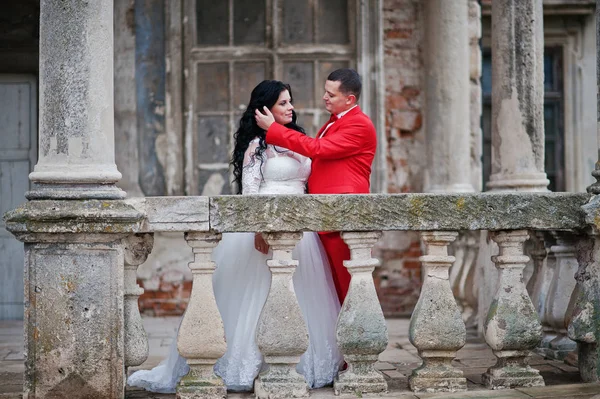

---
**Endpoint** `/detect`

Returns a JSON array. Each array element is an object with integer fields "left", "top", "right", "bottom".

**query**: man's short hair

[{"left": 327, "top": 68, "right": 362, "bottom": 101}]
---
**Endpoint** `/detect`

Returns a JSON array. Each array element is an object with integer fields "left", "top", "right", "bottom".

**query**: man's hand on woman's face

[{"left": 255, "top": 106, "right": 275, "bottom": 130}]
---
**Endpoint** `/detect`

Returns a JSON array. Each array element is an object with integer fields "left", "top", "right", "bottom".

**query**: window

[
  {"left": 184, "top": 0, "right": 357, "bottom": 195},
  {"left": 481, "top": 47, "right": 565, "bottom": 191}
]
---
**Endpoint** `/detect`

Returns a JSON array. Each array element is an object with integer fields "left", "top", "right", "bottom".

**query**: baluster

[
  {"left": 123, "top": 234, "right": 154, "bottom": 370},
  {"left": 526, "top": 231, "right": 547, "bottom": 310},
  {"left": 535, "top": 233, "right": 559, "bottom": 356},
  {"left": 254, "top": 232, "right": 309, "bottom": 399},
  {"left": 177, "top": 232, "right": 227, "bottom": 399},
  {"left": 409, "top": 231, "right": 467, "bottom": 393},
  {"left": 334, "top": 231, "right": 388, "bottom": 395},
  {"left": 455, "top": 231, "right": 480, "bottom": 325},
  {"left": 545, "top": 233, "right": 578, "bottom": 360},
  {"left": 567, "top": 234, "right": 599, "bottom": 382},
  {"left": 483, "top": 230, "right": 544, "bottom": 389}
]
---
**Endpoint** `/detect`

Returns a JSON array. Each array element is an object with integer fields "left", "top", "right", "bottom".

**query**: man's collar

[{"left": 336, "top": 104, "right": 358, "bottom": 119}]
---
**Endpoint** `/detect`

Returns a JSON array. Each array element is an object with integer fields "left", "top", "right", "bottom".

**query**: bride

[{"left": 128, "top": 80, "right": 343, "bottom": 393}]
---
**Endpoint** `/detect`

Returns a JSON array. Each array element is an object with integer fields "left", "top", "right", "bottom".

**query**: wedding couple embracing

[{"left": 128, "top": 68, "right": 377, "bottom": 393}]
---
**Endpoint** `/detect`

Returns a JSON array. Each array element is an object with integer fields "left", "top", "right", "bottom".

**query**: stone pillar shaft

[
  {"left": 487, "top": 0, "right": 549, "bottom": 191},
  {"left": 425, "top": 0, "right": 473, "bottom": 193},
  {"left": 178, "top": 232, "right": 227, "bottom": 399},
  {"left": 483, "top": 230, "right": 544, "bottom": 389},
  {"left": 588, "top": 1, "right": 600, "bottom": 193},
  {"left": 409, "top": 231, "right": 467, "bottom": 393},
  {"left": 30, "top": 0, "right": 123, "bottom": 199},
  {"left": 254, "top": 232, "right": 309, "bottom": 399},
  {"left": 334, "top": 231, "right": 388, "bottom": 395}
]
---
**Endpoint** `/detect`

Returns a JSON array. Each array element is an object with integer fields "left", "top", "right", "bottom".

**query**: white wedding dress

[{"left": 128, "top": 139, "right": 343, "bottom": 393}]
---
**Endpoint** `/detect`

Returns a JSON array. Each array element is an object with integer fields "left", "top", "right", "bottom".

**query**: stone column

[
  {"left": 177, "top": 232, "right": 227, "bottom": 399},
  {"left": 483, "top": 230, "right": 544, "bottom": 389},
  {"left": 587, "top": 0, "right": 600, "bottom": 195},
  {"left": 487, "top": 0, "right": 549, "bottom": 191},
  {"left": 28, "top": 0, "right": 124, "bottom": 200},
  {"left": 123, "top": 234, "right": 153, "bottom": 369},
  {"left": 409, "top": 232, "right": 467, "bottom": 393},
  {"left": 255, "top": 232, "right": 309, "bottom": 399},
  {"left": 544, "top": 233, "right": 578, "bottom": 360},
  {"left": 424, "top": 0, "right": 474, "bottom": 193},
  {"left": 334, "top": 232, "right": 388, "bottom": 395}
]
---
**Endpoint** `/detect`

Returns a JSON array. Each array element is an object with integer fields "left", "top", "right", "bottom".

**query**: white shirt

[{"left": 318, "top": 105, "right": 358, "bottom": 139}]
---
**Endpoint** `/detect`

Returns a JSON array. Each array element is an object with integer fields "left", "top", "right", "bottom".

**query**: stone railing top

[
  {"left": 4, "top": 193, "right": 596, "bottom": 236},
  {"left": 210, "top": 192, "right": 592, "bottom": 233}
]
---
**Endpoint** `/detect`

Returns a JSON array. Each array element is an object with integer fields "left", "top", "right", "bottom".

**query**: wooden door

[{"left": 0, "top": 75, "right": 37, "bottom": 320}]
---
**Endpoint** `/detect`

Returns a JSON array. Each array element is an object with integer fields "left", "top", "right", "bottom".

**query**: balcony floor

[{"left": 1, "top": 317, "right": 599, "bottom": 399}]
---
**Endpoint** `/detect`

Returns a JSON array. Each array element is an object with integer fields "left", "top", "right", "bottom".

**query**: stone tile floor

[{"left": 1, "top": 317, "right": 599, "bottom": 398}]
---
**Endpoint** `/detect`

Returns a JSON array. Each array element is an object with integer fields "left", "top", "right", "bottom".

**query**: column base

[
  {"left": 482, "top": 365, "right": 545, "bottom": 389},
  {"left": 486, "top": 172, "right": 549, "bottom": 192},
  {"left": 426, "top": 183, "right": 475, "bottom": 193},
  {"left": 545, "top": 336, "right": 576, "bottom": 361},
  {"left": 409, "top": 376, "right": 467, "bottom": 393},
  {"left": 254, "top": 365, "right": 308, "bottom": 399},
  {"left": 27, "top": 183, "right": 126, "bottom": 200},
  {"left": 409, "top": 354, "right": 467, "bottom": 393},
  {"left": 177, "top": 365, "right": 226, "bottom": 399},
  {"left": 333, "top": 366, "right": 387, "bottom": 395},
  {"left": 535, "top": 332, "right": 558, "bottom": 357}
]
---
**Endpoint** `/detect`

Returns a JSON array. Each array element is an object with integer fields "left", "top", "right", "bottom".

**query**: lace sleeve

[{"left": 241, "top": 139, "right": 265, "bottom": 195}]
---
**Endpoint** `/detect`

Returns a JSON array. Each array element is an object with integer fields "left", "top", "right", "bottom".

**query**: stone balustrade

[{"left": 7, "top": 191, "right": 600, "bottom": 397}]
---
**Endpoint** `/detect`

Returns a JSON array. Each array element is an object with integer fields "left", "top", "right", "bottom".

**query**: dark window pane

[
  {"left": 544, "top": 52, "right": 554, "bottom": 91},
  {"left": 198, "top": 169, "right": 233, "bottom": 195},
  {"left": 196, "top": 1, "right": 229, "bottom": 46},
  {"left": 196, "top": 63, "right": 230, "bottom": 111},
  {"left": 544, "top": 103, "right": 557, "bottom": 141},
  {"left": 318, "top": 0, "right": 349, "bottom": 44},
  {"left": 234, "top": 0, "right": 266, "bottom": 45},
  {"left": 482, "top": 53, "right": 492, "bottom": 95},
  {"left": 482, "top": 103, "right": 492, "bottom": 190},
  {"left": 282, "top": 0, "right": 313, "bottom": 44},
  {"left": 283, "top": 62, "right": 314, "bottom": 108},
  {"left": 545, "top": 140, "right": 556, "bottom": 174},
  {"left": 233, "top": 62, "right": 267, "bottom": 111},
  {"left": 196, "top": 116, "right": 230, "bottom": 164}
]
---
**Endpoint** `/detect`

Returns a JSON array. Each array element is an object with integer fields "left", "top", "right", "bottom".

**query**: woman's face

[{"left": 270, "top": 90, "right": 294, "bottom": 125}]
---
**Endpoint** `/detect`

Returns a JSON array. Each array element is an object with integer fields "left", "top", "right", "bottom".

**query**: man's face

[{"left": 323, "top": 80, "right": 355, "bottom": 115}]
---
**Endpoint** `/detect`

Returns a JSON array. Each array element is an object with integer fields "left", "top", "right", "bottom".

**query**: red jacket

[{"left": 266, "top": 106, "right": 376, "bottom": 194}]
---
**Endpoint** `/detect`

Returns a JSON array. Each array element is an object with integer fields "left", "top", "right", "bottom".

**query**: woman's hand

[
  {"left": 254, "top": 233, "right": 269, "bottom": 254},
  {"left": 255, "top": 107, "right": 275, "bottom": 130}
]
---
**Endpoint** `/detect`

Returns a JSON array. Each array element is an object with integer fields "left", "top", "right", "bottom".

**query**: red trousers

[{"left": 319, "top": 232, "right": 351, "bottom": 303}]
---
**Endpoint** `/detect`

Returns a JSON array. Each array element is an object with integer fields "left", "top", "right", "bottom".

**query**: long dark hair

[{"left": 232, "top": 80, "right": 305, "bottom": 194}]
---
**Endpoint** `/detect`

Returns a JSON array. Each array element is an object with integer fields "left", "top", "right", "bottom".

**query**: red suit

[{"left": 266, "top": 106, "right": 377, "bottom": 302}]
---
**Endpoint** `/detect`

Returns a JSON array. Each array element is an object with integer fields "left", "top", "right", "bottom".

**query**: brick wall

[
  {"left": 374, "top": 0, "right": 426, "bottom": 317},
  {"left": 138, "top": 277, "right": 191, "bottom": 316}
]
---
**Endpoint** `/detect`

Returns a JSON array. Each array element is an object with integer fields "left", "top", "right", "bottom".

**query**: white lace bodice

[{"left": 242, "top": 137, "right": 311, "bottom": 195}]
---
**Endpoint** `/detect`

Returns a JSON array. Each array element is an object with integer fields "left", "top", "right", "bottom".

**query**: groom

[{"left": 255, "top": 68, "right": 377, "bottom": 303}]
